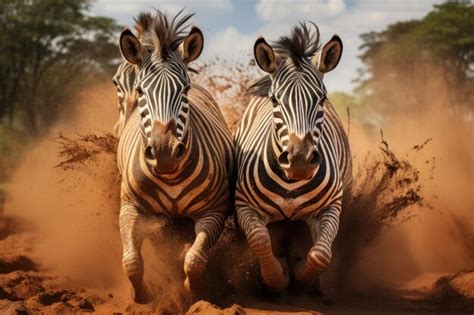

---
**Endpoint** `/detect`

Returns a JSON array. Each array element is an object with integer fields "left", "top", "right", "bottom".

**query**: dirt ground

[
  {"left": 0, "top": 213, "right": 473, "bottom": 314},
  {"left": 0, "top": 79, "right": 473, "bottom": 314}
]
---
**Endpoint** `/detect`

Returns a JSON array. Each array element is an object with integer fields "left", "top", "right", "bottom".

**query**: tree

[
  {"left": 355, "top": 1, "right": 474, "bottom": 119},
  {"left": 0, "top": 0, "right": 121, "bottom": 135}
]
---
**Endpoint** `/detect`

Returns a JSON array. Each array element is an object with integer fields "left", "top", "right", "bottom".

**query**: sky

[{"left": 91, "top": 0, "right": 444, "bottom": 92}]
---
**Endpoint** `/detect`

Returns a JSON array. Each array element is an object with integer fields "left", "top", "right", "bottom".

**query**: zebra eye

[
  {"left": 320, "top": 96, "right": 327, "bottom": 106},
  {"left": 136, "top": 87, "right": 144, "bottom": 96},
  {"left": 112, "top": 79, "right": 118, "bottom": 87},
  {"left": 182, "top": 94, "right": 188, "bottom": 104}
]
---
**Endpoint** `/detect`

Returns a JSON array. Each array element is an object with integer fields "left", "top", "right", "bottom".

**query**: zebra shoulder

[{"left": 189, "top": 83, "right": 221, "bottom": 112}]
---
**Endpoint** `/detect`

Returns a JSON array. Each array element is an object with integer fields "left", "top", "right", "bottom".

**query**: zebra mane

[
  {"left": 247, "top": 21, "right": 321, "bottom": 96},
  {"left": 140, "top": 9, "right": 194, "bottom": 60},
  {"left": 273, "top": 21, "right": 321, "bottom": 67},
  {"left": 247, "top": 75, "right": 272, "bottom": 97},
  {"left": 134, "top": 12, "right": 153, "bottom": 38}
]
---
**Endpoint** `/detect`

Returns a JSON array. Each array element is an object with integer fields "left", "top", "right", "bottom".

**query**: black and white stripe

[
  {"left": 135, "top": 51, "right": 191, "bottom": 142},
  {"left": 235, "top": 24, "right": 352, "bottom": 292},
  {"left": 116, "top": 10, "right": 234, "bottom": 303},
  {"left": 112, "top": 61, "right": 137, "bottom": 137}
]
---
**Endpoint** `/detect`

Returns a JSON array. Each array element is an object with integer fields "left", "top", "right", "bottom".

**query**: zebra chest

[
  {"left": 269, "top": 194, "right": 314, "bottom": 218},
  {"left": 127, "top": 161, "right": 217, "bottom": 217},
  {"left": 247, "top": 159, "right": 341, "bottom": 221},
  {"left": 140, "top": 181, "right": 193, "bottom": 212}
]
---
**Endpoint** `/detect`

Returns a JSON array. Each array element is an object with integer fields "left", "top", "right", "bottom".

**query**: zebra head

[
  {"left": 112, "top": 61, "right": 137, "bottom": 137},
  {"left": 253, "top": 23, "right": 342, "bottom": 181},
  {"left": 119, "top": 11, "right": 203, "bottom": 175},
  {"left": 112, "top": 13, "right": 153, "bottom": 138}
]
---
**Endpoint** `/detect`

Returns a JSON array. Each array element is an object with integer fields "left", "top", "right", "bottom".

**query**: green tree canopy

[
  {"left": 355, "top": 1, "right": 473, "bottom": 119},
  {"left": 0, "top": 0, "right": 121, "bottom": 135}
]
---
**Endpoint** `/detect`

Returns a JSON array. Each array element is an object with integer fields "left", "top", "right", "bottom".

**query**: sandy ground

[{"left": 0, "top": 213, "right": 473, "bottom": 314}]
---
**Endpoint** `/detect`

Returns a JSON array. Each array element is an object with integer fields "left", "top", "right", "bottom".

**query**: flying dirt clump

[
  {"left": 53, "top": 133, "right": 118, "bottom": 171},
  {"left": 327, "top": 131, "right": 434, "bottom": 292}
]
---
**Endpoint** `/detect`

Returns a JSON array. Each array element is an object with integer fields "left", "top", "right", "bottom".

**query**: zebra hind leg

[
  {"left": 184, "top": 212, "right": 226, "bottom": 294},
  {"left": 294, "top": 207, "right": 341, "bottom": 291},
  {"left": 119, "top": 203, "right": 149, "bottom": 304},
  {"left": 237, "top": 207, "right": 289, "bottom": 292}
]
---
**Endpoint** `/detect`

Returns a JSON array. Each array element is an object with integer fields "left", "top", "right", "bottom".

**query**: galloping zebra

[
  {"left": 112, "top": 13, "right": 153, "bottom": 137},
  {"left": 112, "top": 61, "right": 137, "bottom": 137},
  {"left": 117, "top": 10, "right": 234, "bottom": 303},
  {"left": 235, "top": 23, "right": 352, "bottom": 292}
]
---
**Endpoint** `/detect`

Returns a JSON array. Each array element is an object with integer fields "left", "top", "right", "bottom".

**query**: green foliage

[
  {"left": 329, "top": 91, "right": 381, "bottom": 135},
  {"left": 0, "top": 125, "right": 26, "bottom": 181},
  {"left": 355, "top": 1, "right": 474, "bottom": 119},
  {"left": 0, "top": 0, "right": 121, "bottom": 135}
]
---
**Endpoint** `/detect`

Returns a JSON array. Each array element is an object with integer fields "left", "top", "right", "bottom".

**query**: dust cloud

[
  {"left": 4, "top": 83, "right": 124, "bottom": 290},
  {"left": 1, "top": 61, "right": 473, "bottom": 313},
  {"left": 331, "top": 63, "right": 474, "bottom": 292}
]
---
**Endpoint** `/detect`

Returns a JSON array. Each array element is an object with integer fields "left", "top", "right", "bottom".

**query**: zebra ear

[
  {"left": 254, "top": 37, "right": 280, "bottom": 74},
  {"left": 119, "top": 28, "right": 143, "bottom": 66},
  {"left": 314, "top": 35, "right": 343, "bottom": 74},
  {"left": 179, "top": 26, "right": 204, "bottom": 64}
]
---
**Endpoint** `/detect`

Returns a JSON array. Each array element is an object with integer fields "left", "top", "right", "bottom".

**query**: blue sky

[{"left": 92, "top": 0, "right": 443, "bottom": 92}]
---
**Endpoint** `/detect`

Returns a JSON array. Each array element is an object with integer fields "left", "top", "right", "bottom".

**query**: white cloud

[
  {"left": 248, "top": 0, "right": 444, "bottom": 91},
  {"left": 92, "top": 0, "right": 233, "bottom": 27},
  {"left": 93, "top": 0, "right": 444, "bottom": 92},
  {"left": 204, "top": 26, "right": 255, "bottom": 60},
  {"left": 256, "top": 0, "right": 346, "bottom": 22},
  {"left": 95, "top": 0, "right": 233, "bottom": 13}
]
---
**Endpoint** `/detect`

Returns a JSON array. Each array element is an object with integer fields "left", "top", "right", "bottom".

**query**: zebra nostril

[
  {"left": 278, "top": 151, "right": 290, "bottom": 167},
  {"left": 173, "top": 142, "right": 186, "bottom": 161},
  {"left": 144, "top": 146, "right": 154, "bottom": 161},
  {"left": 308, "top": 150, "right": 321, "bottom": 166}
]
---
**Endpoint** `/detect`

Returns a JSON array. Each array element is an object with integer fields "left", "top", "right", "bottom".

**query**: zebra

[
  {"left": 235, "top": 22, "right": 352, "bottom": 292},
  {"left": 112, "top": 13, "right": 153, "bottom": 137},
  {"left": 112, "top": 61, "right": 137, "bottom": 137},
  {"left": 116, "top": 10, "right": 234, "bottom": 303}
]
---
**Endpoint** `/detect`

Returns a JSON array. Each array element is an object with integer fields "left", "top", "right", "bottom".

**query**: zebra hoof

[
  {"left": 294, "top": 259, "right": 309, "bottom": 284},
  {"left": 183, "top": 252, "right": 206, "bottom": 294},
  {"left": 184, "top": 276, "right": 198, "bottom": 296},
  {"left": 131, "top": 283, "right": 151, "bottom": 304},
  {"left": 261, "top": 259, "right": 289, "bottom": 292},
  {"left": 295, "top": 267, "right": 324, "bottom": 293},
  {"left": 263, "top": 274, "right": 289, "bottom": 292}
]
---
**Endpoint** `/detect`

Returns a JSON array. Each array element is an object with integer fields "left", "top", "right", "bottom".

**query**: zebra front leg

[
  {"left": 237, "top": 207, "right": 289, "bottom": 292},
  {"left": 184, "top": 212, "right": 226, "bottom": 294},
  {"left": 119, "top": 203, "right": 149, "bottom": 304},
  {"left": 295, "top": 206, "right": 341, "bottom": 287}
]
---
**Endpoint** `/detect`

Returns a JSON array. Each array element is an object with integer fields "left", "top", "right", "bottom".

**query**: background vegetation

[
  {"left": 330, "top": 1, "right": 473, "bottom": 133},
  {"left": 0, "top": 0, "right": 121, "bottom": 180},
  {"left": 0, "top": 0, "right": 472, "bottom": 183}
]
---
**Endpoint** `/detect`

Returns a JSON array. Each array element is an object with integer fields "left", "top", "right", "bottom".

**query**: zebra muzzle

[
  {"left": 144, "top": 120, "right": 187, "bottom": 174},
  {"left": 279, "top": 133, "right": 321, "bottom": 181},
  {"left": 279, "top": 154, "right": 320, "bottom": 181},
  {"left": 144, "top": 141, "right": 186, "bottom": 173}
]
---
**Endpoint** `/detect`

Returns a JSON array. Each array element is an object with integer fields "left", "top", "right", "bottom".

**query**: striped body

[
  {"left": 235, "top": 24, "right": 351, "bottom": 292},
  {"left": 235, "top": 96, "right": 351, "bottom": 222},
  {"left": 235, "top": 93, "right": 352, "bottom": 292},
  {"left": 118, "top": 83, "right": 234, "bottom": 217},
  {"left": 115, "top": 11, "right": 234, "bottom": 302}
]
